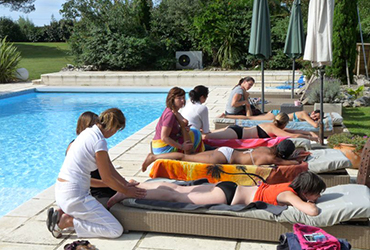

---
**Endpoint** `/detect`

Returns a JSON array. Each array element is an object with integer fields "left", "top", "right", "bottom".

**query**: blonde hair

[
  {"left": 98, "top": 108, "right": 126, "bottom": 132},
  {"left": 76, "top": 111, "right": 98, "bottom": 135},
  {"left": 273, "top": 112, "right": 289, "bottom": 129}
]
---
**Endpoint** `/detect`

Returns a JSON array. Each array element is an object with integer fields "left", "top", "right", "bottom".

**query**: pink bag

[{"left": 293, "top": 223, "right": 341, "bottom": 250}]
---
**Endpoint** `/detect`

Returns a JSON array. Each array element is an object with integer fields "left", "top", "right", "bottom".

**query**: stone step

[{"left": 40, "top": 70, "right": 303, "bottom": 87}]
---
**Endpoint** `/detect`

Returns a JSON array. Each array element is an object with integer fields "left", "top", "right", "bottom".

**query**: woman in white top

[
  {"left": 181, "top": 85, "right": 210, "bottom": 134},
  {"left": 48, "top": 108, "right": 146, "bottom": 238}
]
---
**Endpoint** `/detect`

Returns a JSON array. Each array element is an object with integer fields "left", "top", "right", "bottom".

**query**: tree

[
  {"left": 0, "top": 17, "right": 24, "bottom": 41},
  {"left": 328, "top": 0, "right": 358, "bottom": 85},
  {"left": 0, "top": 0, "right": 35, "bottom": 13}
]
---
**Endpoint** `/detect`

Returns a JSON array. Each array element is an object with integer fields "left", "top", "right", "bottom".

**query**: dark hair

[
  {"left": 289, "top": 171, "right": 326, "bottom": 198},
  {"left": 233, "top": 76, "right": 255, "bottom": 89},
  {"left": 189, "top": 85, "right": 209, "bottom": 104},
  {"left": 276, "top": 139, "right": 295, "bottom": 159},
  {"left": 166, "top": 87, "right": 186, "bottom": 110},
  {"left": 313, "top": 110, "right": 320, "bottom": 114},
  {"left": 76, "top": 111, "right": 98, "bottom": 135}
]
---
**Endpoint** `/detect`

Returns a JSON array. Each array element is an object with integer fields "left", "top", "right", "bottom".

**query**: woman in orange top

[{"left": 107, "top": 171, "right": 326, "bottom": 216}]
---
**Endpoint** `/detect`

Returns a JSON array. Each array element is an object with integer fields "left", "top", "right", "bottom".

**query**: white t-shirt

[
  {"left": 58, "top": 125, "right": 108, "bottom": 188},
  {"left": 180, "top": 101, "right": 210, "bottom": 133}
]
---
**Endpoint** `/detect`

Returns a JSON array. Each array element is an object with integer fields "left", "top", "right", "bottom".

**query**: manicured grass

[
  {"left": 342, "top": 107, "right": 370, "bottom": 136},
  {"left": 13, "top": 42, "right": 73, "bottom": 80}
]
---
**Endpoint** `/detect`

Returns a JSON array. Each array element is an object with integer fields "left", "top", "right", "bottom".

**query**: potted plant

[{"left": 328, "top": 133, "right": 368, "bottom": 168}]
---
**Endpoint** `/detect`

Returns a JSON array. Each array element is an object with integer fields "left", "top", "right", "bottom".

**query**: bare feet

[
  {"left": 107, "top": 192, "right": 127, "bottom": 208},
  {"left": 142, "top": 153, "right": 155, "bottom": 172},
  {"left": 58, "top": 213, "right": 74, "bottom": 230}
]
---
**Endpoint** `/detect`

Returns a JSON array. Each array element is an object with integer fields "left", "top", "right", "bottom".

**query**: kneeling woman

[
  {"left": 49, "top": 108, "right": 146, "bottom": 238},
  {"left": 108, "top": 171, "right": 326, "bottom": 216}
]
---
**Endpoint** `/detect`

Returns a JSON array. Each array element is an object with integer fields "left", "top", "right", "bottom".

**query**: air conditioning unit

[{"left": 176, "top": 51, "right": 203, "bottom": 70}]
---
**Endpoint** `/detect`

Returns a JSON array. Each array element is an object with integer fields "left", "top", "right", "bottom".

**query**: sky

[{"left": 0, "top": 0, "right": 65, "bottom": 26}]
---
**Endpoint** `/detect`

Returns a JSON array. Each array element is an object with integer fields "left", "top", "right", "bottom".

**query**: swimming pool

[{"left": 0, "top": 90, "right": 167, "bottom": 217}]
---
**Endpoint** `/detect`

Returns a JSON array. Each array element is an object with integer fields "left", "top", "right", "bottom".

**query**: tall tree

[
  {"left": 328, "top": 0, "right": 358, "bottom": 85},
  {"left": 0, "top": 0, "right": 35, "bottom": 13}
]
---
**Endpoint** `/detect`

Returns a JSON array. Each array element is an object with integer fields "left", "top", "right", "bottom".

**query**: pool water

[{"left": 0, "top": 91, "right": 166, "bottom": 217}]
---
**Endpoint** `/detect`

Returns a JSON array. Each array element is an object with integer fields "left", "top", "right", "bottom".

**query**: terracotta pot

[{"left": 334, "top": 143, "right": 362, "bottom": 169}]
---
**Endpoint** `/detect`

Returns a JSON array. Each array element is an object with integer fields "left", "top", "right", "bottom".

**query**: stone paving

[{"left": 0, "top": 80, "right": 358, "bottom": 250}]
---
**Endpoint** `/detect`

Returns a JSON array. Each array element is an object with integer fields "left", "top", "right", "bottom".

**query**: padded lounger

[
  {"left": 149, "top": 149, "right": 352, "bottom": 187},
  {"left": 110, "top": 139, "right": 370, "bottom": 249},
  {"left": 110, "top": 184, "right": 370, "bottom": 249},
  {"left": 214, "top": 112, "right": 345, "bottom": 137}
]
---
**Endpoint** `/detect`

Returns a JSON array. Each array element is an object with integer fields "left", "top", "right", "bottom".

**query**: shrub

[
  {"left": 0, "top": 37, "right": 22, "bottom": 83},
  {"left": 307, "top": 78, "right": 342, "bottom": 104},
  {"left": 328, "top": 133, "right": 368, "bottom": 152},
  {"left": 0, "top": 17, "right": 25, "bottom": 42}
]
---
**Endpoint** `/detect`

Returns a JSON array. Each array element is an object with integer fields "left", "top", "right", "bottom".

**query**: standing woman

[
  {"left": 152, "top": 87, "right": 205, "bottom": 155},
  {"left": 48, "top": 108, "right": 146, "bottom": 238},
  {"left": 181, "top": 85, "right": 210, "bottom": 134},
  {"left": 225, "top": 76, "right": 255, "bottom": 117}
]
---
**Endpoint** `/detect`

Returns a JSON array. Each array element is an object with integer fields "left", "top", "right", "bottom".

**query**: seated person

[
  {"left": 224, "top": 110, "right": 321, "bottom": 128},
  {"left": 225, "top": 77, "right": 256, "bottom": 117},
  {"left": 142, "top": 139, "right": 299, "bottom": 172},
  {"left": 205, "top": 113, "right": 319, "bottom": 142},
  {"left": 180, "top": 85, "right": 210, "bottom": 134},
  {"left": 107, "top": 171, "right": 326, "bottom": 216}
]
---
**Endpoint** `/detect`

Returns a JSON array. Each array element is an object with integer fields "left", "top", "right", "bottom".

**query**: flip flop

[
  {"left": 50, "top": 210, "right": 62, "bottom": 238},
  {"left": 46, "top": 207, "right": 54, "bottom": 232}
]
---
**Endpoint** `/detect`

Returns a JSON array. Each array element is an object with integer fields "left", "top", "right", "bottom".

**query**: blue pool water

[{"left": 0, "top": 91, "right": 167, "bottom": 217}]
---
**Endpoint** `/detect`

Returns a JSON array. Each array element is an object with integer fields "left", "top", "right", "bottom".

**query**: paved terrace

[{"left": 0, "top": 72, "right": 358, "bottom": 250}]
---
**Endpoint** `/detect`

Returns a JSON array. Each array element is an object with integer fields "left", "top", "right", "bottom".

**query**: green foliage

[
  {"left": 0, "top": 17, "right": 25, "bottom": 42},
  {"left": 17, "top": 16, "right": 36, "bottom": 41},
  {"left": 0, "top": 0, "right": 35, "bottom": 13},
  {"left": 215, "top": 20, "right": 242, "bottom": 69},
  {"left": 327, "top": 0, "right": 358, "bottom": 84},
  {"left": 62, "top": 0, "right": 162, "bottom": 70},
  {"left": 358, "top": 0, "right": 370, "bottom": 42},
  {"left": 0, "top": 37, "right": 22, "bottom": 83},
  {"left": 328, "top": 132, "right": 368, "bottom": 152},
  {"left": 193, "top": 0, "right": 252, "bottom": 68},
  {"left": 347, "top": 85, "right": 364, "bottom": 99},
  {"left": 308, "top": 78, "right": 341, "bottom": 104}
]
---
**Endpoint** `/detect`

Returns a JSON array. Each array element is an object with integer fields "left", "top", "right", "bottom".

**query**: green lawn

[
  {"left": 342, "top": 107, "right": 370, "bottom": 136},
  {"left": 14, "top": 42, "right": 73, "bottom": 80}
]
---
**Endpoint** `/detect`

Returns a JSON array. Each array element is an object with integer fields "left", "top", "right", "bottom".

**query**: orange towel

[
  {"left": 149, "top": 159, "right": 309, "bottom": 185},
  {"left": 150, "top": 159, "right": 273, "bottom": 186}
]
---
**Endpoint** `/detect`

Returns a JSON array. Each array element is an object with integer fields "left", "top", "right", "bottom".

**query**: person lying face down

[
  {"left": 204, "top": 112, "right": 320, "bottom": 142},
  {"left": 226, "top": 109, "right": 322, "bottom": 129},
  {"left": 107, "top": 171, "right": 326, "bottom": 216},
  {"left": 142, "top": 139, "right": 298, "bottom": 172}
]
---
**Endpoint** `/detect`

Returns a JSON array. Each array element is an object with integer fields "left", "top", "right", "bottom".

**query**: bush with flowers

[{"left": 328, "top": 133, "right": 368, "bottom": 152}]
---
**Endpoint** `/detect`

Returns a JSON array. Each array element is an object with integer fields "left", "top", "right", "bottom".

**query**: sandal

[
  {"left": 46, "top": 207, "right": 54, "bottom": 232},
  {"left": 50, "top": 210, "right": 63, "bottom": 238},
  {"left": 64, "top": 240, "right": 96, "bottom": 250}
]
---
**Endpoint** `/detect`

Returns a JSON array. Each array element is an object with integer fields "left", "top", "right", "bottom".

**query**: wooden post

[{"left": 357, "top": 138, "right": 370, "bottom": 188}]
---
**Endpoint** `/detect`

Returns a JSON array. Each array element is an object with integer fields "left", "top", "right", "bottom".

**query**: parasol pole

[
  {"left": 261, "top": 59, "right": 265, "bottom": 113},
  {"left": 319, "top": 67, "right": 325, "bottom": 145}
]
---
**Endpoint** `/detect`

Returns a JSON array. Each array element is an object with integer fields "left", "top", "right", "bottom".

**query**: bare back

[
  {"left": 230, "top": 147, "right": 275, "bottom": 165},
  {"left": 230, "top": 147, "right": 299, "bottom": 166},
  {"left": 231, "top": 185, "right": 259, "bottom": 205}
]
